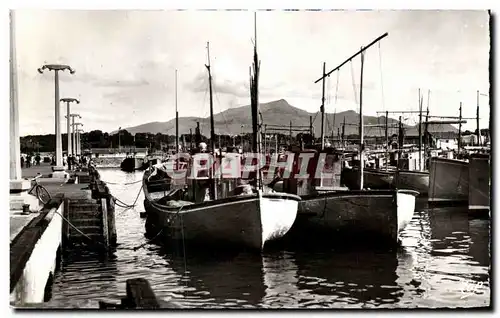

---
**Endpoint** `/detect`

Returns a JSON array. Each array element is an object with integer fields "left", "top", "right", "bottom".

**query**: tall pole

[
  {"left": 61, "top": 98, "right": 80, "bottom": 156},
  {"left": 289, "top": 121, "right": 292, "bottom": 145},
  {"left": 77, "top": 129, "right": 84, "bottom": 155},
  {"left": 118, "top": 127, "right": 121, "bottom": 151},
  {"left": 38, "top": 64, "right": 75, "bottom": 167},
  {"left": 205, "top": 43, "right": 216, "bottom": 157},
  {"left": 68, "top": 114, "right": 80, "bottom": 155},
  {"left": 175, "top": 69, "right": 179, "bottom": 154},
  {"left": 309, "top": 115, "right": 313, "bottom": 136},
  {"left": 320, "top": 62, "right": 326, "bottom": 150},
  {"left": 424, "top": 90, "right": 430, "bottom": 170},
  {"left": 205, "top": 42, "right": 217, "bottom": 199},
  {"left": 476, "top": 90, "right": 480, "bottom": 146},
  {"left": 9, "top": 10, "right": 21, "bottom": 180},
  {"left": 189, "top": 128, "right": 193, "bottom": 150},
  {"left": 342, "top": 117, "right": 346, "bottom": 148},
  {"left": 418, "top": 89, "right": 423, "bottom": 171},
  {"left": 385, "top": 110, "right": 389, "bottom": 171},
  {"left": 458, "top": 102, "right": 462, "bottom": 151},
  {"left": 358, "top": 48, "right": 365, "bottom": 190}
]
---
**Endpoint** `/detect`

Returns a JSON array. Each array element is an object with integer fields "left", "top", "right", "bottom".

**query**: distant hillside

[{"left": 113, "top": 99, "right": 458, "bottom": 137}]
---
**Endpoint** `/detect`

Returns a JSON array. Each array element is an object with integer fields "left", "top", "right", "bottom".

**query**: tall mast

[
  {"left": 342, "top": 117, "right": 346, "bottom": 148},
  {"left": 384, "top": 110, "right": 388, "bottom": 171},
  {"left": 251, "top": 11, "right": 262, "bottom": 189},
  {"left": 313, "top": 33, "right": 388, "bottom": 189},
  {"left": 205, "top": 42, "right": 217, "bottom": 199},
  {"left": 320, "top": 62, "right": 326, "bottom": 150},
  {"left": 458, "top": 102, "right": 462, "bottom": 151},
  {"left": 175, "top": 69, "right": 179, "bottom": 155},
  {"left": 424, "top": 90, "right": 430, "bottom": 169},
  {"left": 418, "top": 88, "right": 423, "bottom": 171},
  {"left": 358, "top": 47, "right": 365, "bottom": 190},
  {"left": 476, "top": 90, "right": 480, "bottom": 146}
]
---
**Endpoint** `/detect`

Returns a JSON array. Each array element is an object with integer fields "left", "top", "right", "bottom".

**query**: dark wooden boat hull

[
  {"left": 120, "top": 157, "right": 145, "bottom": 172},
  {"left": 142, "top": 171, "right": 301, "bottom": 250},
  {"left": 428, "top": 157, "right": 469, "bottom": 206},
  {"left": 290, "top": 189, "right": 419, "bottom": 244},
  {"left": 468, "top": 154, "right": 490, "bottom": 216},
  {"left": 341, "top": 168, "right": 394, "bottom": 190},
  {"left": 396, "top": 170, "right": 429, "bottom": 195}
]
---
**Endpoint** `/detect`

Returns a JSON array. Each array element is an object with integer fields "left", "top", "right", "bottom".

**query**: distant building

[{"left": 89, "top": 147, "right": 148, "bottom": 158}]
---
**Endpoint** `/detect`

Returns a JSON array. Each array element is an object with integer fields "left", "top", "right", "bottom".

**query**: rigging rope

[{"left": 350, "top": 60, "right": 359, "bottom": 107}]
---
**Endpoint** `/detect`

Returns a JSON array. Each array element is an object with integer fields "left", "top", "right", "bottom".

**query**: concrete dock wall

[{"left": 10, "top": 200, "right": 63, "bottom": 306}]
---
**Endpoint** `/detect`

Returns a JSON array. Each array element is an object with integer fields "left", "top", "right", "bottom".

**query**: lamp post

[
  {"left": 72, "top": 123, "right": 83, "bottom": 155},
  {"left": 10, "top": 10, "right": 21, "bottom": 182},
  {"left": 61, "top": 98, "right": 80, "bottom": 156},
  {"left": 67, "top": 113, "right": 81, "bottom": 155},
  {"left": 38, "top": 64, "right": 75, "bottom": 168},
  {"left": 76, "top": 128, "right": 84, "bottom": 155}
]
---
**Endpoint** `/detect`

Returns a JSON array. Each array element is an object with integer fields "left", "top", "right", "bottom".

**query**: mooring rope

[
  {"left": 54, "top": 204, "right": 184, "bottom": 251},
  {"left": 112, "top": 184, "right": 144, "bottom": 209},
  {"left": 101, "top": 179, "right": 143, "bottom": 186}
]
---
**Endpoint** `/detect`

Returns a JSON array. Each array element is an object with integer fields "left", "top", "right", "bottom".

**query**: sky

[{"left": 13, "top": 9, "right": 490, "bottom": 136}]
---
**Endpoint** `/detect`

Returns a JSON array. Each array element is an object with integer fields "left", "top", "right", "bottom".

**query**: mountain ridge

[{"left": 113, "top": 99, "right": 458, "bottom": 137}]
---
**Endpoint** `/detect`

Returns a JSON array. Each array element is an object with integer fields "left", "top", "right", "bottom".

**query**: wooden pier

[{"left": 10, "top": 163, "right": 117, "bottom": 307}]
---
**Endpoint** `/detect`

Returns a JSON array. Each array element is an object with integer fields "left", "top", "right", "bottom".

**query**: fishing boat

[
  {"left": 341, "top": 166, "right": 394, "bottom": 190},
  {"left": 468, "top": 152, "right": 490, "bottom": 216},
  {"left": 428, "top": 156, "right": 469, "bottom": 206},
  {"left": 143, "top": 28, "right": 300, "bottom": 251},
  {"left": 120, "top": 156, "right": 145, "bottom": 172},
  {"left": 282, "top": 149, "right": 418, "bottom": 244},
  {"left": 279, "top": 33, "right": 418, "bottom": 245}
]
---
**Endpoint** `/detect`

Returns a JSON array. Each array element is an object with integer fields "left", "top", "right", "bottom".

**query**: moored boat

[
  {"left": 280, "top": 149, "right": 418, "bottom": 245},
  {"left": 428, "top": 156, "right": 469, "bottom": 206},
  {"left": 120, "top": 156, "right": 145, "bottom": 172},
  {"left": 341, "top": 167, "right": 394, "bottom": 190},
  {"left": 468, "top": 153, "right": 490, "bottom": 216},
  {"left": 143, "top": 167, "right": 301, "bottom": 250}
]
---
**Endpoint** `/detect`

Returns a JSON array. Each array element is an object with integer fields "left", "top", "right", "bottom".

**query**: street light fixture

[
  {"left": 61, "top": 98, "right": 80, "bottom": 156},
  {"left": 38, "top": 64, "right": 76, "bottom": 168}
]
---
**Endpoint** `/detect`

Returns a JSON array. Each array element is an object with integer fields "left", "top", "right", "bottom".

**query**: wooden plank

[
  {"left": 62, "top": 198, "right": 70, "bottom": 247},
  {"left": 101, "top": 198, "right": 109, "bottom": 248},
  {"left": 123, "top": 278, "right": 160, "bottom": 309},
  {"left": 106, "top": 195, "right": 117, "bottom": 246}
]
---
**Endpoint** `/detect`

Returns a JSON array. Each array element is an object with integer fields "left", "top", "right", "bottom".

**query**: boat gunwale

[{"left": 299, "top": 189, "right": 419, "bottom": 200}]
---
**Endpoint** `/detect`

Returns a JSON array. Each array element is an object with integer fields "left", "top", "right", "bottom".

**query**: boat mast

[
  {"left": 175, "top": 70, "right": 179, "bottom": 155},
  {"left": 424, "top": 90, "right": 430, "bottom": 168},
  {"left": 458, "top": 102, "right": 462, "bottom": 152},
  {"left": 205, "top": 42, "right": 217, "bottom": 199},
  {"left": 342, "top": 117, "right": 346, "bottom": 148},
  {"left": 358, "top": 47, "right": 365, "bottom": 190},
  {"left": 313, "top": 33, "right": 389, "bottom": 190},
  {"left": 476, "top": 90, "right": 480, "bottom": 146},
  {"left": 384, "top": 110, "right": 388, "bottom": 171},
  {"left": 418, "top": 89, "right": 423, "bottom": 171},
  {"left": 320, "top": 62, "right": 326, "bottom": 150},
  {"left": 251, "top": 12, "right": 263, "bottom": 189}
]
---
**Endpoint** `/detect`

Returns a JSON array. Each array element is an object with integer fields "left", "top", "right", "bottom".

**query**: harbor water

[{"left": 49, "top": 168, "right": 490, "bottom": 308}]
